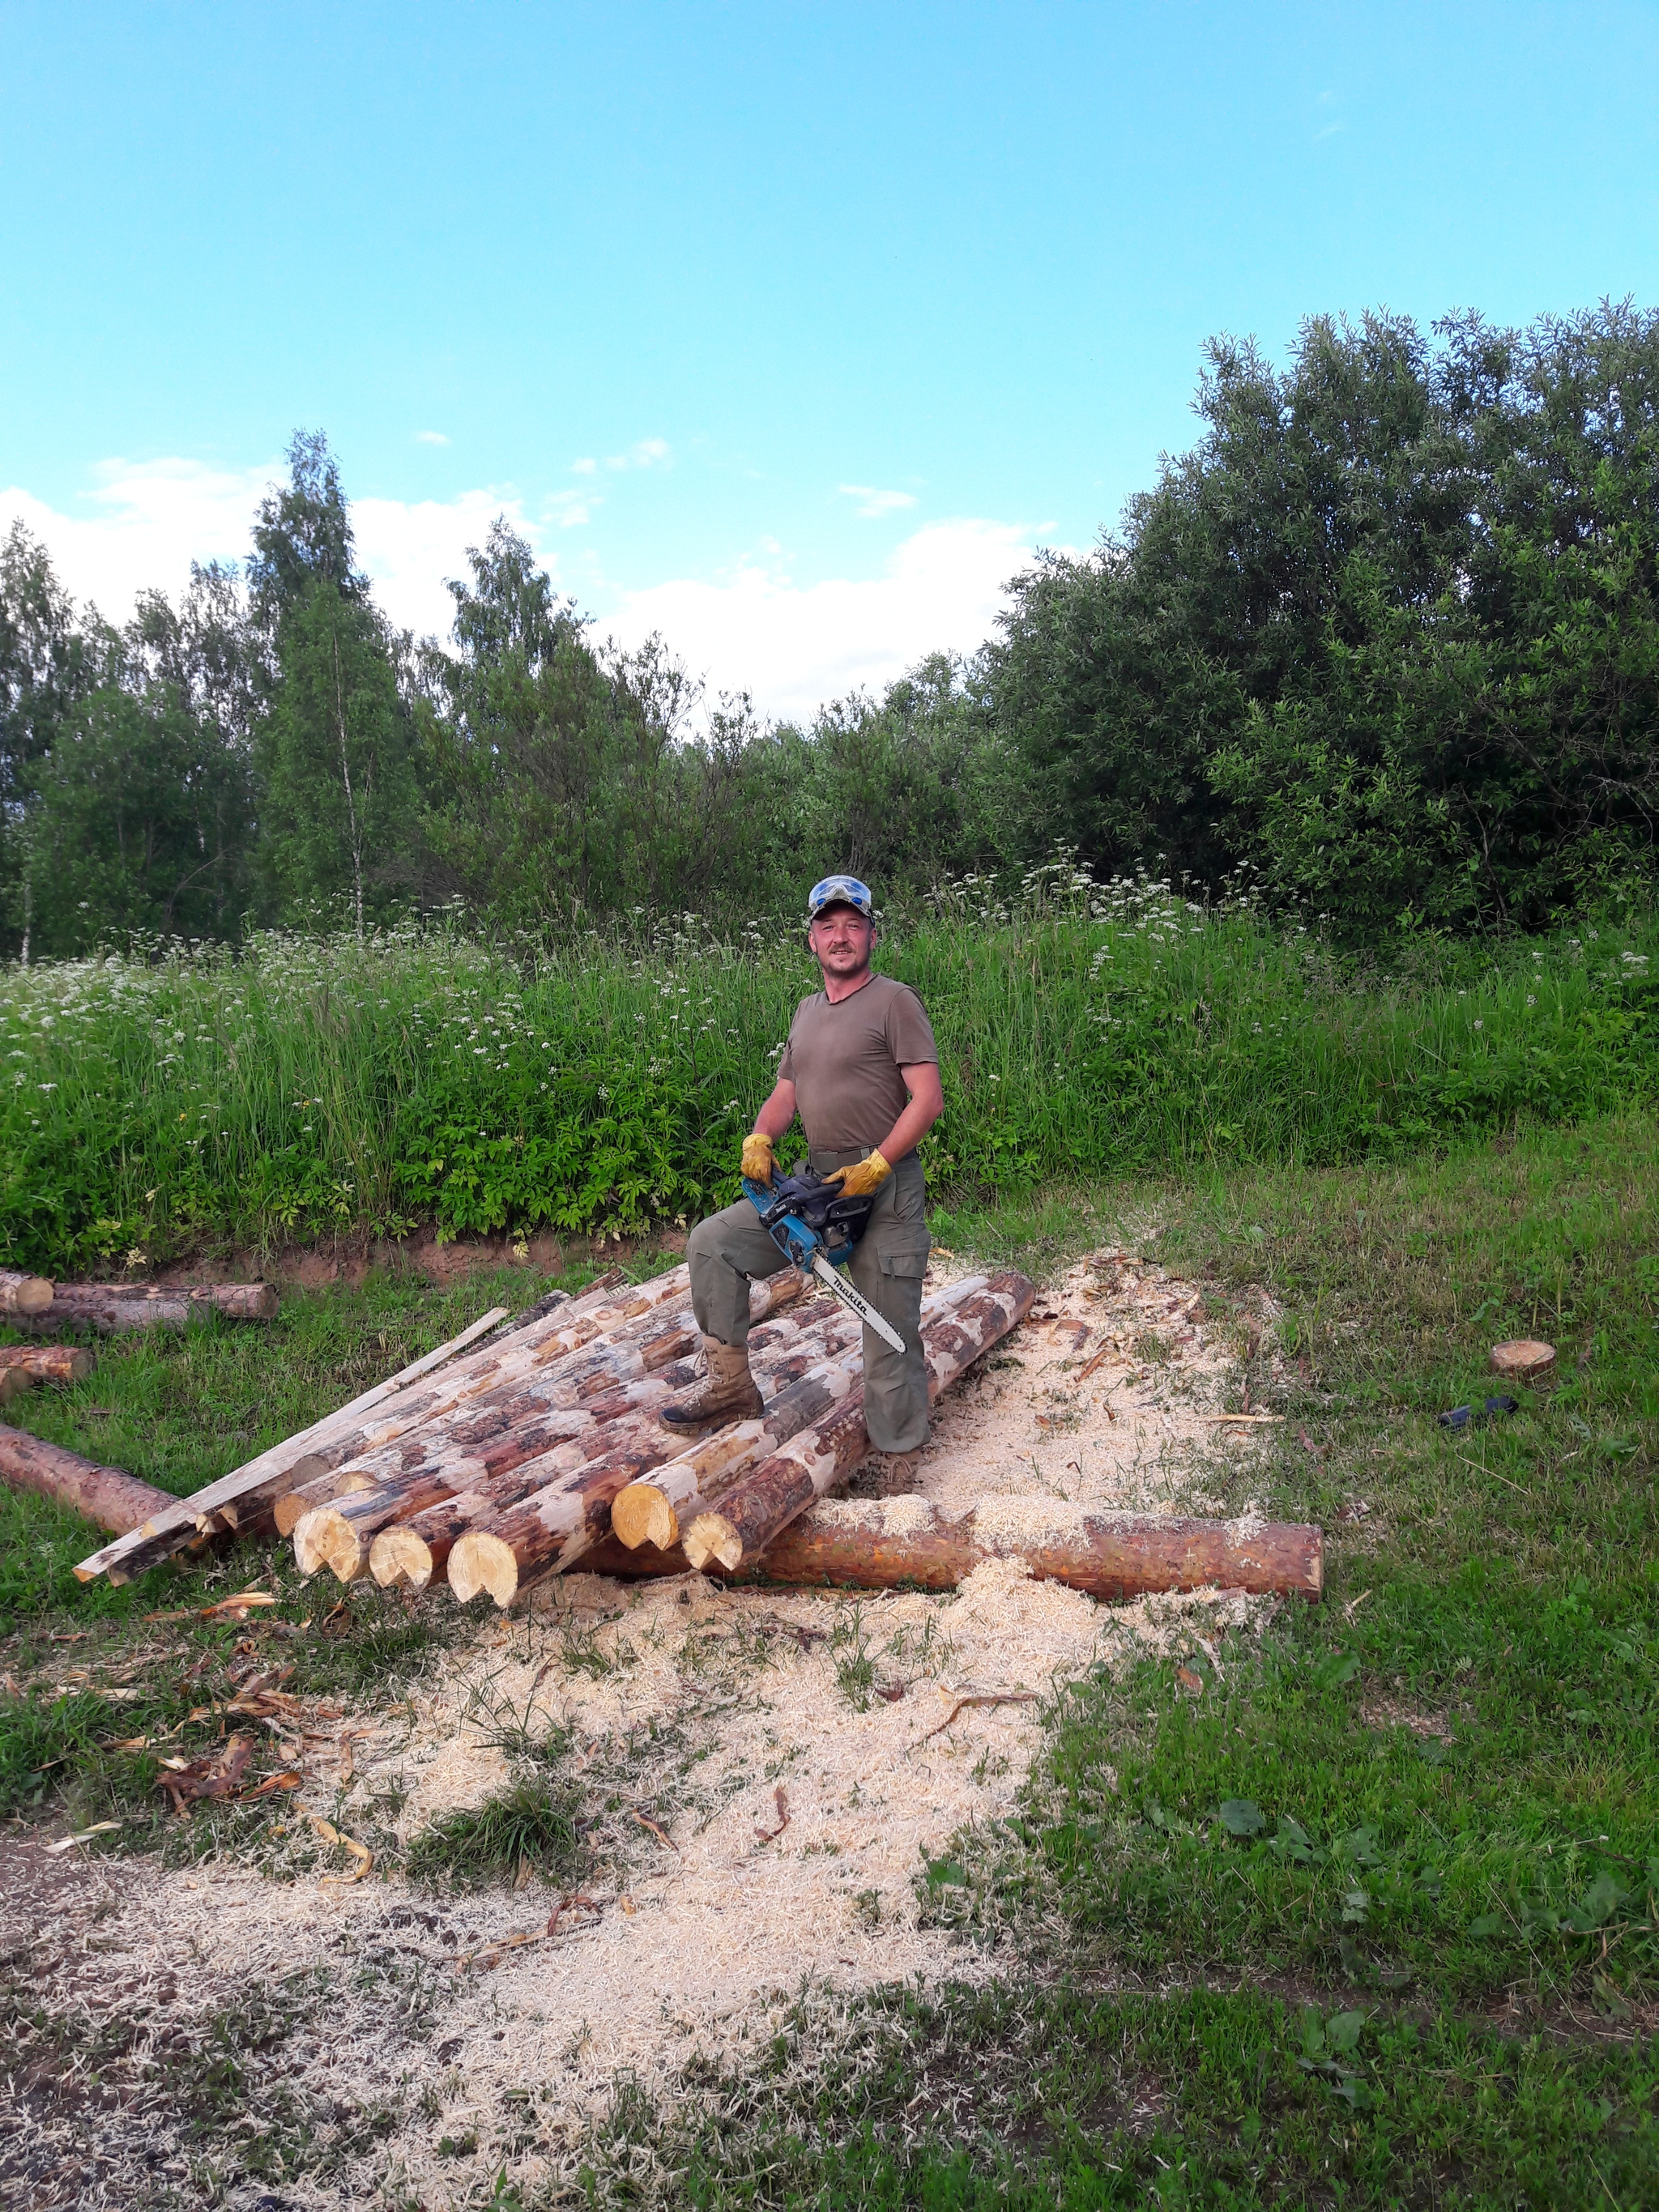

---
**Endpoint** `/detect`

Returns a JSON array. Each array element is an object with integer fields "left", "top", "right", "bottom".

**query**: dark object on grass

[{"left": 1438, "top": 1395, "right": 1520, "bottom": 1430}]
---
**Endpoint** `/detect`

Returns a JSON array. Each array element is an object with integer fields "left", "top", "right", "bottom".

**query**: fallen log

[
  {"left": 0, "top": 1268, "right": 53, "bottom": 1315},
  {"left": 683, "top": 1272, "right": 1035, "bottom": 1573},
  {"left": 582, "top": 1496, "right": 1324, "bottom": 1601},
  {"left": 611, "top": 1275, "right": 987, "bottom": 1554},
  {"left": 441, "top": 1285, "right": 997, "bottom": 1609},
  {"left": 74, "top": 1264, "right": 650, "bottom": 1582},
  {"left": 369, "top": 1303, "right": 858, "bottom": 1592},
  {"left": 42, "top": 1282, "right": 279, "bottom": 1330},
  {"left": 0, "top": 1425, "right": 183, "bottom": 1537},
  {"left": 0, "top": 1345, "right": 96, "bottom": 1387},
  {"left": 281, "top": 1269, "right": 811, "bottom": 1566}
]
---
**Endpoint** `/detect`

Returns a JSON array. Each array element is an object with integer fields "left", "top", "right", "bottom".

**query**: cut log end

[
  {"left": 273, "top": 1468, "right": 377, "bottom": 1538},
  {"left": 292, "top": 1506, "right": 369, "bottom": 1583},
  {"left": 683, "top": 1509, "right": 742, "bottom": 1574},
  {"left": 611, "top": 1480, "right": 679, "bottom": 1553},
  {"left": 0, "top": 1270, "right": 54, "bottom": 1315},
  {"left": 369, "top": 1524, "right": 433, "bottom": 1593},
  {"left": 448, "top": 1529, "right": 520, "bottom": 1608},
  {"left": 1490, "top": 1337, "right": 1556, "bottom": 1380}
]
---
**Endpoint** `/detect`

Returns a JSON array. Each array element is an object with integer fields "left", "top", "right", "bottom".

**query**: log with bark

[
  {"left": 580, "top": 1494, "right": 1324, "bottom": 1601},
  {"left": 0, "top": 1424, "right": 188, "bottom": 1538},
  {"left": 74, "top": 1264, "right": 648, "bottom": 1583},
  {"left": 279, "top": 1268, "right": 808, "bottom": 1562},
  {"left": 369, "top": 1298, "right": 856, "bottom": 1592},
  {"left": 682, "top": 1272, "right": 1035, "bottom": 1573},
  {"left": 0, "top": 1268, "right": 53, "bottom": 1315},
  {"left": 39, "top": 1282, "right": 279, "bottom": 1331},
  {"left": 0, "top": 1345, "right": 96, "bottom": 1387},
  {"left": 298, "top": 1284, "right": 843, "bottom": 1587},
  {"left": 441, "top": 1280, "right": 1008, "bottom": 1609},
  {"left": 610, "top": 1275, "right": 989, "bottom": 1554}
]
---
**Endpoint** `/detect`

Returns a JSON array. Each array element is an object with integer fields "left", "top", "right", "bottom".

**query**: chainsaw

[{"left": 740, "top": 1167, "right": 906, "bottom": 1353}]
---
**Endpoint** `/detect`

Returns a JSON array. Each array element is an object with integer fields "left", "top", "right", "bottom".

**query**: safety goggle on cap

[{"left": 805, "top": 875, "right": 874, "bottom": 922}]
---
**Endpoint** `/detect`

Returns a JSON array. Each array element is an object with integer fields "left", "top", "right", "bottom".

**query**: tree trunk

[
  {"left": 34, "top": 1282, "right": 279, "bottom": 1331},
  {"left": 0, "top": 1268, "right": 54, "bottom": 1315},
  {"left": 0, "top": 1345, "right": 95, "bottom": 1386},
  {"left": 684, "top": 1272, "right": 1035, "bottom": 1572},
  {"left": 369, "top": 1303, "right": 858, "bottom": 1592},
  {"left": 0, "top": 1425, "right": 181, "bottom": 1537},
  {"left": 581, "top": 1496, "right": 1324, "bottom": 1602},
  {"left": 610, "top": 1276, "right": 987, "bottom": 1553},
  {"left": 303, "top": 1289, "right": 845, "bottom": 1588},
  {"left": 73, "top": 1264, "right": 650, "bottom": 1583},
  {"left": 277, "top": 1268, "right": 809, "bottom": 1554},
  {"left": 442, "top": 1299, "right": 898, "bottom": 1607}
]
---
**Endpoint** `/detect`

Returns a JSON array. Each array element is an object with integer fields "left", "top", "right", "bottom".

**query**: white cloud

[
  {"left": 0, "top": 458, "right": 554, "bottom": 643},
  {"left": 600, "top": 518, "right": 1053, "bottom": 725},
  {"left": 0, "top": 457, "right": 276, "bottom": 620},
  {"left": 414, "top": 428, "right": 450, "bottom": 446},
  {"left": 606, "top": 437, "right": 671, "bottom": 471},
  {"left": 839, "top": 484, "right": 918, "bottom": 518},
  {"left": 571, "top": 457, "right": 598, "bottom": 476}
]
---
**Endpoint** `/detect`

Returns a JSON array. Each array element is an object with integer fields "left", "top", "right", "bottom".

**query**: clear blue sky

[{"left": 3, "top": 1, "right": 1656, "bottom": 715}]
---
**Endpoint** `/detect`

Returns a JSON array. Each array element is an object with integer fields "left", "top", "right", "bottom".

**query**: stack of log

[
  {"left": 1, "top": 1266, "right": 279, "bottom": 1335},
  {"left": 56, "top": 1255, "right": 1323, "bottom": 1608}
]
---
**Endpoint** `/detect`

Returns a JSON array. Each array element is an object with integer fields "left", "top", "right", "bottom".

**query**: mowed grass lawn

[{"left": 2, "top": 1115, "right": 1656, "bottom": 2206}]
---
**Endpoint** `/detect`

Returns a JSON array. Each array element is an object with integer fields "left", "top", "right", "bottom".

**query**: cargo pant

[{"left": 686, "top": 1148, "right": 932, "bottom": 1454}]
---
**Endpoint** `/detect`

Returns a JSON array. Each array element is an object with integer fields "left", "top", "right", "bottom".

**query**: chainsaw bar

[{"left": 808, "top": 1250, "right": 906, "bottom": 1353}]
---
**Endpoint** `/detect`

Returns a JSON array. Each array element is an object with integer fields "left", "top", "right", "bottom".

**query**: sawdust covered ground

[{"left": 2, "top": 1246, "right": 1284, "bottom": 2209}]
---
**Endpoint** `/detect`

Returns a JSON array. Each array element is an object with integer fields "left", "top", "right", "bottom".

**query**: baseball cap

[{"left": 805, "top": 874, "right": 874, "bottom": 922}]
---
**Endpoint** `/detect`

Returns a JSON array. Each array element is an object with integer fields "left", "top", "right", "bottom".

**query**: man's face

[{"left": 808, "top": 904, "right": 875, "bottom": 979}]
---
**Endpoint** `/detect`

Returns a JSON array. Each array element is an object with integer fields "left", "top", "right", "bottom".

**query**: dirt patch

[{"left": 4, "top": 1242, "right": 1281, "bottom": 2206}]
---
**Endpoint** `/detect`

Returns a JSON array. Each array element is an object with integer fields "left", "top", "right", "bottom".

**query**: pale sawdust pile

[{"left": 5, "top": 1242, "right": 1282, "bottom": 2208}]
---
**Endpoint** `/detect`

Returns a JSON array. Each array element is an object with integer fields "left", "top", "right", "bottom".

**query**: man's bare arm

[
  {"left": 877, "top": 1062, "right": 945, "bottom": 1166},
  {"left": 753, "top": 1078, "right": 799, "bottom": 1144}
]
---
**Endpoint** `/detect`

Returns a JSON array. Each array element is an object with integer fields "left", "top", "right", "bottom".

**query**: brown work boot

[
  {"left": 854, "top": 1450, "right": 920, "bottom": 1497},
  {"left": 661, "top": 1337, "right": 763, "bottom": 1430}
]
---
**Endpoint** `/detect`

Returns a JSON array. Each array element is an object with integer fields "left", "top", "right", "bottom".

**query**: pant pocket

[{"left": 875, "top": 1225, "right": 932, "bottom": 1279}]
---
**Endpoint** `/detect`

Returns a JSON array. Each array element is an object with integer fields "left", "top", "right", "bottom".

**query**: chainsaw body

[{"left": 740, "top": 1166, "right": 875, "bottom": 1273}]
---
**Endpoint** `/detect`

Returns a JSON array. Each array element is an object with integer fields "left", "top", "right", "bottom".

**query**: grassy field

[
  {"left": 2, "top": 1113, "right": 1655, "bottom": 2203},
  {"left": 2, "top": 870, "right": 1657, "bottom": 1272}
]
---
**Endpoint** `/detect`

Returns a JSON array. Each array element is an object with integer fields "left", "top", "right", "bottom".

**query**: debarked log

[
  {"left": 0, "top": 1345, "right": 96, "bottom": 1387},
  {"left": 610, "top": 1274, "right": 991, "bottom": 1554},
  {"left": 0, "top": 1423, "right": 186, "bottom": 1538},
  {"left": 43, "top": 1282, "right": 279, "bottom": 1329},
  {"left": 74, "top": 1263, "right": 667, "bottom": 1583},
  {"left": 369, "top": 1302, "right": 859, "bottom": 1592},
  {"left": 0, "top": 1268, "right": 53, "bottom": 1315},
  {"left": 581, "top": 1495, "right": 1324, "bottom": 1601},
  {"left": 279, "top": 1268, "right": 814, "bottom": 1552},
  {"left": 683, "top": 1270, "right": 1035, "bottom": 1573},
  {"left": 442, "top": 1309, "right": 881, "bottom": 1607}
]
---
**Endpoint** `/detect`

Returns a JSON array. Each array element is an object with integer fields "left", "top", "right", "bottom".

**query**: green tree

[
  {"left": 22, "top": 678, "right": 254, "bottom": 953},
  {"left": 0, "top": 524, "right": 94, "bottom": 954},
  {"left": 258, "top": 583, "right": 418, "bottom": 934}
]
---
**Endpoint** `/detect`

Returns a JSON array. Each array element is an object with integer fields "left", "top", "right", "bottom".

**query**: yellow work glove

[
  {"left": 825, "top": 1149, "right": 892, "bottom": 1200},
  {"left": 740, "top": 1131, "right": 778, "bottom": 1186}
]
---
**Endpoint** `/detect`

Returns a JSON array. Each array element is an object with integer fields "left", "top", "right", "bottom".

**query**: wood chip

[
  {"left": 918, "top": 1691, "right": 1038, "bottom": 1745},
  {"left": 633, "top": 1809, "right": 678, "bottom": 1852},
  {"left": 47, "top": 1821, "right": 122, "bottom": 1853},
  {"left": 755, "top": 1787, "right": 791, "bottom": 1844}
]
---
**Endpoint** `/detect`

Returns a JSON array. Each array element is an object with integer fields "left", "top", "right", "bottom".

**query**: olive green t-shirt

[{"left": 778, "top": 974, "right": 939, "bottom": 1153}]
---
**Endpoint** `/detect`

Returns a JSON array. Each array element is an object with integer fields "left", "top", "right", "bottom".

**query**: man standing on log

[{"left": 664, "top": 875, "right": 944, "bottom": 1490}]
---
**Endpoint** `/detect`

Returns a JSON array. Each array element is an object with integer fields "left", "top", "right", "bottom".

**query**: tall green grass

[{"left": 2, "top": 866, "right": 1656, "bottom": 1270}]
